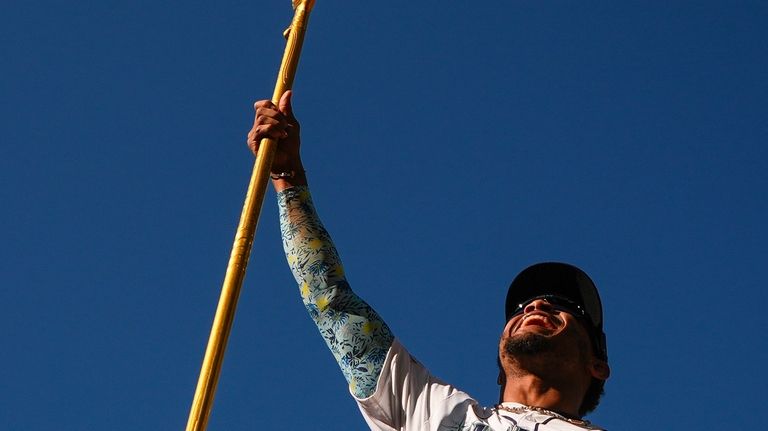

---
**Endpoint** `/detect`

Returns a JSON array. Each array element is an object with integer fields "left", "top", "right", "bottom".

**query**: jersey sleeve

[
  {"left": 277, "top": 186, "right": 395, "bottom": 398},
  {"left": 355, "top": 339, "right": 477, "bottom": 431}
]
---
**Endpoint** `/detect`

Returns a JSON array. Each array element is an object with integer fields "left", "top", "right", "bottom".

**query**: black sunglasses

[{"left": 508, "top": 295, "right": 587, "bottom": 321}]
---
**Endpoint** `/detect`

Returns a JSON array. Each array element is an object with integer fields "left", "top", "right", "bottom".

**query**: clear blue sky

[{"left": 2, "top": 1, "right": 767, "bottom": 430}]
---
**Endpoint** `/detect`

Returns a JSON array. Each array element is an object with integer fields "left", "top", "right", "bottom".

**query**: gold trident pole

[{"left": 186, "top": 2, "right": 316, "bottom": 430}]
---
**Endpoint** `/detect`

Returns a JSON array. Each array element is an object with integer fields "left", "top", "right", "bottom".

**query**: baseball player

[{"left": 248, "top": 91, "right": 611, "bottom": 431}]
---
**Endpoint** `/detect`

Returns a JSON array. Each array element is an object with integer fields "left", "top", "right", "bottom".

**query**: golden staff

[{"left": 186, "top": 1, "right": 316, "bottom": 430}]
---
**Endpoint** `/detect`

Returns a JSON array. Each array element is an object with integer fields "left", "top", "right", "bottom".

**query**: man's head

[{"left": 498, "top": 262, "right": 610, "bottom": 416}]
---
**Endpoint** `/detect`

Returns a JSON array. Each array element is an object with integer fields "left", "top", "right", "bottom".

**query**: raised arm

[{"left": 248, "top": 92, "right": 394, "bottom": 397}]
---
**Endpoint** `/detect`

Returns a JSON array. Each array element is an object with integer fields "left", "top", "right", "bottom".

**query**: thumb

[{"left": 278, "top": 90, "right": 295, "bottom": 121}]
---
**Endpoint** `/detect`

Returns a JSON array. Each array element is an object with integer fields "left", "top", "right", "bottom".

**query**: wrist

[
  {"left": 270, "top": 169, "right": 304, "bottom": 180},
  {"left": 271, "top": 167, "right": 307, "bottom": 192}
]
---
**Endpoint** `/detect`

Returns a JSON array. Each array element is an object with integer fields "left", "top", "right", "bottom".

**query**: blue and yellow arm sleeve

[{"left": 277, "top": 186, "right": 394, "bottom": 398}]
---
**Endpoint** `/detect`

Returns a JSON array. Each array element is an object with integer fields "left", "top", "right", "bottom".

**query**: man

[{"left": 248, "top": 91, "right": 611, "bottom": 430}]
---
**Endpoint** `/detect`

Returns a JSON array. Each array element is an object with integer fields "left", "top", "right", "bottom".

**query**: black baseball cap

[{"left": 505, "top": 262, "right": 608, "bottom": 360}]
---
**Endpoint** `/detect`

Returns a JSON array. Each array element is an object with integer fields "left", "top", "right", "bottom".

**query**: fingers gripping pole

[{"left": 185, "top": 2, "right": 315, "bottom": 431}]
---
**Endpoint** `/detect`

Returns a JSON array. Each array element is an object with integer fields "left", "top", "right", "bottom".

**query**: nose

[{"left": 523, "top": 298, "right": 554, "bottom": 314}]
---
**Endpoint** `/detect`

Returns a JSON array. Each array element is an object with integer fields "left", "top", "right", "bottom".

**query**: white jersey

[{"left": 355, "top": 339, "right": 605, "bottom": 431}]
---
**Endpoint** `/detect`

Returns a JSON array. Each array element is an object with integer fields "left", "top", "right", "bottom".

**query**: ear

[{"left": 589, "top": 359, "right": 610, "bottom": 380}]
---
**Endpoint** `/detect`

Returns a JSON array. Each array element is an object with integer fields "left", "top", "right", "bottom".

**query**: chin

[{"left": 503, "top": 332, "right": 553, "bottom": 356}]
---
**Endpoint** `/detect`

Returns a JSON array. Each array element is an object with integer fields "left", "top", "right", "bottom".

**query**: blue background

[{"left": 2, "top": 1, "right": 767, "bottom": 429}]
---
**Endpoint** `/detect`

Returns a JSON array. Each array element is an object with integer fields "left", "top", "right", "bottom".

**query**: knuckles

[
  {"left": 253, "top": 100, "right": 274, "bottom": 110},
  {"left": 247, "top": 99, "right": 298, "bottom": 156},
  {"left": 249, "top": 123, "right": 287, "bottom": 143}
]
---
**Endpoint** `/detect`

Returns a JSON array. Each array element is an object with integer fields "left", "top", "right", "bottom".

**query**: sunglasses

[{"left": 508, "top": 295, "right": 588, "bottom": 321}]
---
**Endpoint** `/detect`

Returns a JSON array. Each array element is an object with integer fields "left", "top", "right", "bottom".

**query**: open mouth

[{"left": 517, "top": 313, "right": 559, "bottom": 332}]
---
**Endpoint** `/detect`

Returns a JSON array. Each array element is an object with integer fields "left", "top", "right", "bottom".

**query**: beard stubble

[{"left": 503, "top": 333, "right": 554, "bottom": 356}]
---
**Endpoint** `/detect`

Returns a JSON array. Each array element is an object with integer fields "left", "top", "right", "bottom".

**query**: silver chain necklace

[{"left": 495, "top": 404, "right": 591, "bottom": 427}]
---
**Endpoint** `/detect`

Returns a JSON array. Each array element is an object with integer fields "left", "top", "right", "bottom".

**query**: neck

[{"left": 500, "top": 372, "right": 584, "bottom": 418}]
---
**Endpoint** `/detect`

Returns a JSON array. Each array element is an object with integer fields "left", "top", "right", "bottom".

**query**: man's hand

[{"left": 248, "top": 91, "right": 306, "bottom": 191}]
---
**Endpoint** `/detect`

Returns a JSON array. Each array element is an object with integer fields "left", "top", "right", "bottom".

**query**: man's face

[
  {"left": 497, "top": 296, "right": 611, "bottom": 415},
  {"left": 499, "top": 297, "right": 594, "bottom": 369}
]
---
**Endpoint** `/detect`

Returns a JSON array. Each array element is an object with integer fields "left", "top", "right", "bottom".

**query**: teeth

[{"left": 523, "top": 314, "right": 553, "bottom": 328}]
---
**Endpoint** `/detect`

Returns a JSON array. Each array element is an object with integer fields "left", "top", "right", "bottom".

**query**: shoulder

[{"left": 356, "top": 339, "right": 479, "bottom": 430}]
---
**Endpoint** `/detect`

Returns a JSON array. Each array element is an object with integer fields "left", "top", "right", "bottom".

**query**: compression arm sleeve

[{"left": 277, "top": 186, "right": 395, "bottom": 398}]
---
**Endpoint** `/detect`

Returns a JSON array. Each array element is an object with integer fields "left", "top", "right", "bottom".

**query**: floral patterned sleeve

[{"left": 277, "top": 186, "right": 394, "bottom": 398}]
